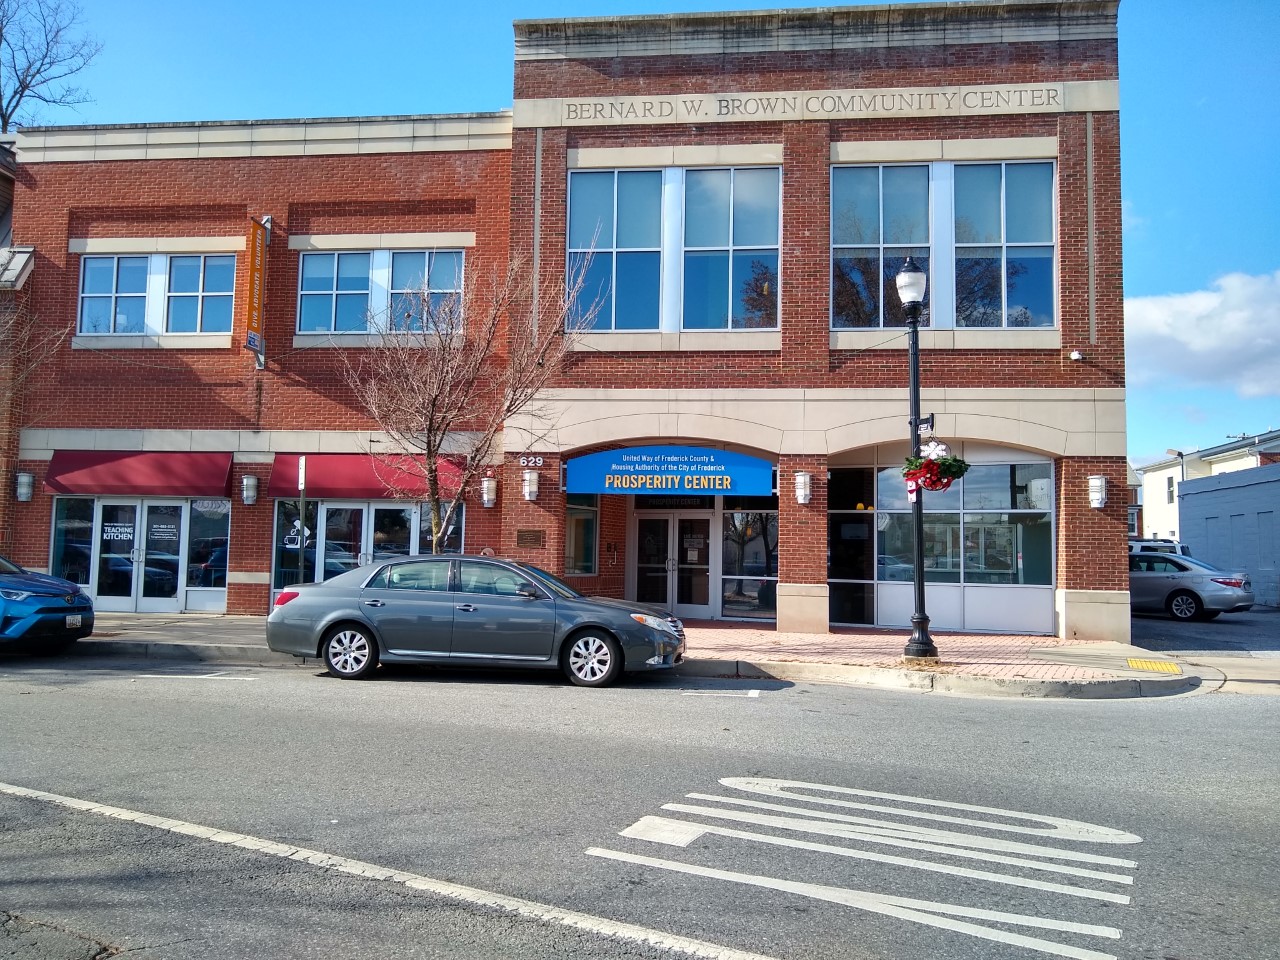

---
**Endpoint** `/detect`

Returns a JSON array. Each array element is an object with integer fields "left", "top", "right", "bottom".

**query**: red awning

[
  {"left": 43, "top": 451, "right": 233, "bottom": 496},
  {"left": 266, "top": 454, "right": 463, "bottom": 499}
]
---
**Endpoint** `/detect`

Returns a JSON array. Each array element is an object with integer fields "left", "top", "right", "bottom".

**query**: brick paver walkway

[{"left": 681, "top": 620, "right": 1117, "bottom": 680}]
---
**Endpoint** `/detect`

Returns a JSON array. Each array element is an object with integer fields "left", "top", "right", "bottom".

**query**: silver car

[
  {"left": 1129, "top": 553, "right": 1254, "bottom": 621},
  {"left": 266, "top": 555, "right": 685, "bottom": 687}
]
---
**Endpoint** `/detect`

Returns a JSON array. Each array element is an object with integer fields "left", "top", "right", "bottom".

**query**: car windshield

[
  {"left": 515, "top": 563, "right": 584, "bottom": 599},
  {"left": 0, "top": 555, "right": 23, "bottom": 575}
]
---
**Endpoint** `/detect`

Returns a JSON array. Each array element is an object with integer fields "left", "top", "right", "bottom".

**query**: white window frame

[
  {"left": 830, "top": 159, "right": 1057, "bottom": 330},
  {"left": 78, "top": 253, "right": 237, "bottom": 337},
  {"left": 567, "top": 166, "right": 782, "bottom": 334},
  {"left": 296, "top": 249, "right": 466, "bottom": 335},
  {"left": 165, "top": 254, "right": 236, "bottom": 334},
  {"left": 564, "top": 494, "right": 599, "bottom": 576}
]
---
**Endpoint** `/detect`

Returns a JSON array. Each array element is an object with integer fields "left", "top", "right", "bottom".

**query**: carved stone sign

[{"left": 514, "top": 80, "right": 1117, "bottom": 128}]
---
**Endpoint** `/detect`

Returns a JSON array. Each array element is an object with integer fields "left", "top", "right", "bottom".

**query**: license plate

[{"left": 66, "top": 614, "right": 81, "bottom": 628}]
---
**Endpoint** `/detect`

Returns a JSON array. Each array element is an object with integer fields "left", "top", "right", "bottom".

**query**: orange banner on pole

[{"left": 245, "top": 218, "right": 267, "bottom": 356}]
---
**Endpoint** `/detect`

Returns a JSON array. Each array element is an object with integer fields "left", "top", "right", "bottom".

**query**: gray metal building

[{"left": 1179, "top": 463, "right": 1280, "bottom": 607}]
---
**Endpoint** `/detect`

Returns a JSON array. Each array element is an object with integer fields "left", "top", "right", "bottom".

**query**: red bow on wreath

[{"left": 904, "top": 459, "right": 954, "bottom": 492}]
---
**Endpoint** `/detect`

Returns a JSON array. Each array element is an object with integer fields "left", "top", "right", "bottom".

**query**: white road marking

[
  {"left": 681, "top": 690, "right": 762, "bottom": 698},
  {"left": 684, "top": 792, "right": 1137, "bottom": 867},
  {"left": 625, "top": 815, "right": 1129, "bottom": 903},
  {"left": 718, "top": 778, "right": 1143, "bottom": 844},
  {"left": 674, "top": 798, "right": 1136, "bottom": 877},
  {"left": 0, "top": 781, "right": 778, "bottom": 960},
  {"left": 134, "top": 673, "right": 258, "bottom": 681},
  {"left": 588, "top": 847, "right": 1122, "bottom": 960}
]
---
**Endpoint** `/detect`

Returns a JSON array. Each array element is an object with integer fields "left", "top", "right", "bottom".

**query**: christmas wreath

[{"left": 902, "top": 454, "right": 970, "bottom": 492}]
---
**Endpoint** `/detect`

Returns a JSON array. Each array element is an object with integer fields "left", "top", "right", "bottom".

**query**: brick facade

[{"left": 0, "top": 0, "right": 1130, "bottom": 641}]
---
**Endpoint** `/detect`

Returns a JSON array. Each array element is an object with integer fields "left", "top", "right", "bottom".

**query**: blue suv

[{"left": 0, "top": 554, "right": 95, "bottom": 651}]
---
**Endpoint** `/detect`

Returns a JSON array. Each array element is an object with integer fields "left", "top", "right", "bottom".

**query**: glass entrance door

[
  {"left": 633, "top": 514, "right": 715, "bottom": 619},
  {"left": 318, "top": 504, "right": 365, "bottom": 580},
  {"left": 92, "top": 500, "right": 185, "bottom": 613}
]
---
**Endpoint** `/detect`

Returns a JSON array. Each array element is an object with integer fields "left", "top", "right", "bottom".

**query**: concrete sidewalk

[{"left": 66, "top": 612, "right": 1234, "bottom": 699}]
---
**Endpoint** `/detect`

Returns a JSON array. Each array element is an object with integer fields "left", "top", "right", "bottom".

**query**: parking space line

[
  {"left": 0, "top": 780, "right": 778, "bottom": 960},
  {"left": 682, "top": 690, "right": 762, "bottom": 698}
]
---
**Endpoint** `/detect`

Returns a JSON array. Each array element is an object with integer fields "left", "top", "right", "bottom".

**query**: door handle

[
  {"left": 456, "top": 603, "right": 477, "bottom": 612},
  {"left": 363, "top": 599, "right": 385, "bottom": 607}
]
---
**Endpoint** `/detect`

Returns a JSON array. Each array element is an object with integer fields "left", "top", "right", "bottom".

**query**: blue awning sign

[{"left": 565, "top": 446, "right": 773, "bottom": 496}]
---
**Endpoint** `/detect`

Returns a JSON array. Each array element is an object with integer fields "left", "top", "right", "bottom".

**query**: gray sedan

[
  {"left": 266, "top": 555, "right": 685, "bottom": 687},
  {"left": 1129, "top": 553, "right": 1254, "bottom": 621}
]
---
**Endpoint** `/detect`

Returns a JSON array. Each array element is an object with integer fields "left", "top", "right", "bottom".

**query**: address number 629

[{"left": 518, "top": 456, "right": 545, "bottom": 467}]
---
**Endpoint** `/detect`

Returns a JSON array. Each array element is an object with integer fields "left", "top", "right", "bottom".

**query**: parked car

[
  {"left": 1129, "top": 538, "right": 1192, "bottom": 556},
  {"left": 267, "top": 555, "right": 686, "bottom": 686},
  {"left": 1129, "top": 553, "right": 1253, "bottom": 621},
  {"left": 0, "top": 554, "right": 95, "bottom": 651}
]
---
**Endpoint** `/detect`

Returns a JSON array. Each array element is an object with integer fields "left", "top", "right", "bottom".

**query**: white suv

[{"left": 1129, "top": 538, "right": 1192, "bottom": 557}]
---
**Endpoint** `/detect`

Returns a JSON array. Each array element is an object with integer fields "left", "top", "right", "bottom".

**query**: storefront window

[
  {"left": 186, "top": 500, "right": 230, "bottom": 588},
  {"left": 418, "top": 503, "right": 464, "bottom": 554},
  {"left": 877, "top": 513, "right": 963, "bottom": 583},
  {"left": 871, "top": 462, "right": 1054, "bottom": 586},
  {"left": 274, "top": 500, "right": 318, "bottom": 589},
  {"left": 827, "top": 468, "right": 876, "bottom": 623},
  {"left": 52, "top": 498, "right": 94, "bottom": 585},
  {"left": 565, "top": 494, "right": 598, "bottom": 575},
  {"left": 722, "top": 511, "right": 778, "bottom": 619}
]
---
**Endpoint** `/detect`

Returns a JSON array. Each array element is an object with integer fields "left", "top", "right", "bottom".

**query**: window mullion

[
  {"left": 660, "top": 167, "right": 683, "bottom": 333},
  {"left": 369, "top": 250, "right": 392, "bottom": 333},
  {"left": 145, "top": 254, "right": 166, "bottom": 336},
  {"left": 931, "top": 162, "right": 956, "bottom": 329}
]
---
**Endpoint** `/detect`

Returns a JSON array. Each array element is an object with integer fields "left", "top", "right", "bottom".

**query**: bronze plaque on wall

[{"left": 516, "top": 529, "right": 545, "bottom": 548}]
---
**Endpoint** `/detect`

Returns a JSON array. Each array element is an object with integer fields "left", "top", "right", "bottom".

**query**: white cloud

[
  {"left": 1121, "top": 199, "right": 1147, "bottom": 234},
  {"left": 1125, "top": 270, "right": 1280, "bottom": 397}
]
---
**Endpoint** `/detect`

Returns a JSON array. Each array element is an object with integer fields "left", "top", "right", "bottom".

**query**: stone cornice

[{"left": 515, "top": 1, "right": 1119, "bottom": 61}]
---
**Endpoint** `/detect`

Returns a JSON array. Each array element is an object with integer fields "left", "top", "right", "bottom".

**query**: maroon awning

[
  {"left": 266, "top": 454, "right": 463, "bottom": 499},
  {"left": 43, "top": 451, "right": 233, "bottom": 496}
]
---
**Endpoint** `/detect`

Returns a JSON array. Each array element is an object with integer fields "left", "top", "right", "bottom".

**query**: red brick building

[{"left": 0, "top": 0, "right": 1130, "bottom": 642}]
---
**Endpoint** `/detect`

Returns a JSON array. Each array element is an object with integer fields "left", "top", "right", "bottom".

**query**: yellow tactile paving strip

[{"left": 1126, "top": 658, "right": 1182, "bottom": 675}]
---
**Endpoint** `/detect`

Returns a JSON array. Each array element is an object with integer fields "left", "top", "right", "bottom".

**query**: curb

[
  {"left": 76, "top": 639, "right": 297, "bottom": 667},
  {"left": 68, "top": 641, "right": 1203, "bottom": 698},
  {"left": 676, "top": 657, "right": 1203, "bottom": 699}
]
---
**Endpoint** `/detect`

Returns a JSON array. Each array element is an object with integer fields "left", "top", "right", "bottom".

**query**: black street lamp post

[{"left": 895, "top": 257, "right": 938, "bottom": 660}]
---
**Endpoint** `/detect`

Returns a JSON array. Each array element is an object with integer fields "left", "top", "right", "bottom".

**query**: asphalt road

[{"left": 1, "top": 654, "right": 1277, "bottom": 960}]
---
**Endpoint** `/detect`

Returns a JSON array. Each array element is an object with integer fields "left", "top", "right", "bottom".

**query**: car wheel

[
  {"left": 323, "top": 624, "right": 379, "bottom": 680},
  {"left": 1167, "top": 591, "right": 1202, "bottom": 622},
  {"left": 562, "top": 631, "right": 623, "bottom": 688}
]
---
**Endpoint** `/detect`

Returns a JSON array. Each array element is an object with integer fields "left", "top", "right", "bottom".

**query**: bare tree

[
  {"left": 340, "top": 256, "right": 599, "bottom": 554},
  {"left": 0, "top": 249, "right": 68, "bottom": 395},
  {"left": 0, "top": 0, "right": 100, "bottom": 132}
]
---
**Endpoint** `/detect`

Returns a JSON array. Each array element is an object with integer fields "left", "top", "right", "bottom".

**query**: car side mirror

[{"left": 516, "top": 584, "right": 543, "bottom": 600}]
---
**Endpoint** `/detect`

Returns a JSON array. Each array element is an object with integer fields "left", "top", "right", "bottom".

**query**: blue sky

[{"left": 40, "top": 0, "right": 1280, "bottom": 465}]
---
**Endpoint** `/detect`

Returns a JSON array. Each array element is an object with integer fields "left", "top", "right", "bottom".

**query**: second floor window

[
  {"left": 831, "top": 160, "right": 1056, "bottom": 330},
  {"left": 79, "top": 254, "right": 237, "bottom": 335},
  {"left": 567, "top": 166, "right": 781, "bottom": 333},
  {"left": 297, "top": 249, "right": 464, "bottom": 334}
]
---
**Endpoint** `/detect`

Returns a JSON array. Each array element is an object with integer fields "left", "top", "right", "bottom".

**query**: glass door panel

[
  {"left": 370, "top": 507, "right": 414, "bottom": 563},
  {"left": 96, "top": 503, "right": 137, "bottom": 601},
  {"left": 320, "top": 505, "right": 365, "bottom": 580},
  {"left": 142, "top": 504, "right": 182, "bottom": 600},
  {"left": 635, "top": 516, "right": 670, "bottom": 606},
  {"left": 676, "top": 517, "right": 711, "bottom": 606}
]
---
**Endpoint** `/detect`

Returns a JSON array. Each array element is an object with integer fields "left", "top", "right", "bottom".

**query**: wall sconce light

[
  {"left": 523, "top": 469, "right": 539, "bottom": 502},
  {"left": 1068, "top": 349, "right": 1084, "bottom": 361},
  {"left": 794, "top": 471, "right": 812, "bottom": 505},
  {"left": 481, "top": 474, "right": 498, "bottom": 508},
  {"left": 14, "top": 472, "right": 33, "bottom": 502},
  {"left": 1087, "top": 475, "right": 1107, "bottom": 509},
  {"left": 241, "top": 474, "right": 259, "bottom": 505}
]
